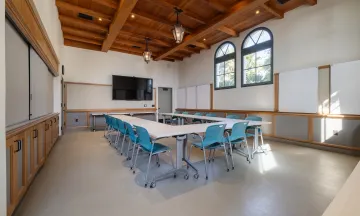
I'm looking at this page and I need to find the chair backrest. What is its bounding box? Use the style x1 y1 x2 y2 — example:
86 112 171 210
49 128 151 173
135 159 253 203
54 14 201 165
228 122 248 142
182 112 189 114
111 117 117 128
226 114 240 119
124 122 137 143
202 124 226 147
206 113 217 117
245 115 262 121
104 115 109 124
194 112 202 116
134 126 152 151
174 111 180 114
115 119 126 133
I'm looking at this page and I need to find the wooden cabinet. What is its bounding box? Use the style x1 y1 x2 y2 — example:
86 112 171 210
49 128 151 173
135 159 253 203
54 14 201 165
6 114 59 216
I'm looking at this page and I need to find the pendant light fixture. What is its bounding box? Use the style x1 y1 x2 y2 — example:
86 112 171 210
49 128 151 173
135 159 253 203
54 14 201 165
172 8 185 44
143 38 152 64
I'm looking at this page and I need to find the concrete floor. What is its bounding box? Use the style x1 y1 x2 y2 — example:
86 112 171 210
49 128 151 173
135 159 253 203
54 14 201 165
14 129 359 216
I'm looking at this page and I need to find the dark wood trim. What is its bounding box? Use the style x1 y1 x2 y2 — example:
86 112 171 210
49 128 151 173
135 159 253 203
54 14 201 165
274 73 279 112
318 65 331 70
65 81 112 87
66 108 156 113
6 0 60 75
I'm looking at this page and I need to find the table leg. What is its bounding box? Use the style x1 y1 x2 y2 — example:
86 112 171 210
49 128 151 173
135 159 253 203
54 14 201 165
251 126 266 158
163 115 165 124
93 115 96 132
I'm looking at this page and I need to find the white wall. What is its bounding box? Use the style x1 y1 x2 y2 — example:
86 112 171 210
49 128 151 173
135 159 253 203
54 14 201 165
62 46 180 110
179 0 360 111
33 0 63 134
0 0 7 214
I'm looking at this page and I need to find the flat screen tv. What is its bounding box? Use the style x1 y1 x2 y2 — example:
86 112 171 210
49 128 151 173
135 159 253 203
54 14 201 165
112 75 153 100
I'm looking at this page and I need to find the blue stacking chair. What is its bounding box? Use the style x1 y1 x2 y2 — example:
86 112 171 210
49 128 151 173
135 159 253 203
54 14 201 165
226 114 240 119
204 113 217 123
225 122 251 166
192 112 203 124
104 115 110 137
182 111 189 114
189 124 228 180
121 121 139 161
132 126 174 188
106 116 117 143
165 111 180 125
113 119 127 154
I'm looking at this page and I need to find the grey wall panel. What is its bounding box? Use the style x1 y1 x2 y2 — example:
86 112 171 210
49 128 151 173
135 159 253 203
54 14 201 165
276 115 308 140
66 112 87 127
313 118 360 148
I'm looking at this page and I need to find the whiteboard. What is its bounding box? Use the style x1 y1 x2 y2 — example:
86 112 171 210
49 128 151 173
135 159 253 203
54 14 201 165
331 60 360 115
186 86 197 109
279 67 318 113
177 88 186 108
67 84 154 109
196 84 210 109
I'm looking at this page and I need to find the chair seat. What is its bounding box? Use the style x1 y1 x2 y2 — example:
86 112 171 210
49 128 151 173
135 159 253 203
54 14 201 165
142 143 170 154
192 141 222 149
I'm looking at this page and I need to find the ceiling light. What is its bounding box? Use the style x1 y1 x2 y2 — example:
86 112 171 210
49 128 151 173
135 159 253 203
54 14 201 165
98 17 102 21
256 10 260 14
131 14 135 19
143 38 152 64
203 38 206 41
172 8 185 44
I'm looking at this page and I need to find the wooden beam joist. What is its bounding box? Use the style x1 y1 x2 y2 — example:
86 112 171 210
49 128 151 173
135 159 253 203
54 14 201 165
62 26 106 40
115 38 165 52
191 41 209 49
59 15 108 33
63 33 102 45
261 3 284 19
305 0 317 6
110 46 178 62
202 0 227 13
155 0 268 60
149 0 206 25
56 0 112 21
92 0 118 9
102 0 139 52
64 39 101 51
126 22 174 40
217 26 238 37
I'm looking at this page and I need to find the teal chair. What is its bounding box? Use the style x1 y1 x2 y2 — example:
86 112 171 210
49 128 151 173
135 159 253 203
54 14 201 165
192 112 203 123
245 116 265 157
225 122 251 166
189 124 229 180
122 121 139 160
132 126 174 188
226 114 240 119
114 119 127 154
166 111 180 125
206 113 217 117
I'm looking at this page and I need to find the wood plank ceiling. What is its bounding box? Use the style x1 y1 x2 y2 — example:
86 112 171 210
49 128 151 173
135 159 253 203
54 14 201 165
56 0 317 62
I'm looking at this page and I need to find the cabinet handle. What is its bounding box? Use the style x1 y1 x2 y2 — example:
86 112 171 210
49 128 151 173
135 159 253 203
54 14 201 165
54 118 57 123
14 140 21 153
50 120 53 126
45 124 49 131
33 129 38 138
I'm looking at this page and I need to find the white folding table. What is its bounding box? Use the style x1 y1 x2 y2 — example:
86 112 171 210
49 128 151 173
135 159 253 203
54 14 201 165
161 113 272 159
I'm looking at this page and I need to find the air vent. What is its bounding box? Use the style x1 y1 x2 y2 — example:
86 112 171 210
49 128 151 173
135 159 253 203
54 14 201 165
187 44 196 48
78 13 93 20
277 0 290 4
132 46 141 49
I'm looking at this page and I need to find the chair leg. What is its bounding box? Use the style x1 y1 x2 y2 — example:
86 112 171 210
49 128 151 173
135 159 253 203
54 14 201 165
130 144 137 169
145 153 153 187
259 130 267 155
155 154 160 167
132 146 141 174
114 132 120 148
120 134 126 155
202 148 209 180
245 139 251 163
208 149 212 162
187 145 193 169
228 142 235 170
212 149 216 161
222 144 230 172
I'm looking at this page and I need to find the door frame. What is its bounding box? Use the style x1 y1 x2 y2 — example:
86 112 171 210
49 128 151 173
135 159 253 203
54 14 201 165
157 87 173 113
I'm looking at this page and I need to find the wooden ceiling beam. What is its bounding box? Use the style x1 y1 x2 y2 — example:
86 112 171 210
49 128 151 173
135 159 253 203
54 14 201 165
155 0 268 60
261 3 284 19
115 38 165 52
59 15 108 33
62 26 106 40
92 0 118 9
149 0 206 25
101 0 138 52
63 33 102 45
305 0 317 6
125 22 174 40
64 39 101 51
202 0 227 13
191 41 209 49
56 0 112 21
217 26 238 37
118 30 173 47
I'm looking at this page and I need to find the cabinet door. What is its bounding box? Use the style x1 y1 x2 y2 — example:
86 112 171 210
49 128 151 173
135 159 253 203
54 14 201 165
33 125 40 172
11 133 26 204
45 121 52 156
37 122 46 166
6 138 16 215
24 129 34 185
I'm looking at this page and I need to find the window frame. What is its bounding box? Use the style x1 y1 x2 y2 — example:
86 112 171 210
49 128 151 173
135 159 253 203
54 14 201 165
214 41 237 90
241 27 274 88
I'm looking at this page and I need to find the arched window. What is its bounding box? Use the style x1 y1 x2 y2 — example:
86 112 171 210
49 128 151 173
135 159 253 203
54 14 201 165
241 27 273 87
214 42 236 90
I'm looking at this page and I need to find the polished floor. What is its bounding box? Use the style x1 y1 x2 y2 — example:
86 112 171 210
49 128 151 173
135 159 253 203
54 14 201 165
15 129 359 216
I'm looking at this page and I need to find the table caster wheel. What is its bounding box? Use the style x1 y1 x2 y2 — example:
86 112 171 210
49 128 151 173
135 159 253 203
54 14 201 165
184 174 189 180
174 173 177 178
150 182 156 188
227 168 229 172
157 163 160 167
193 174 199 179
145 183 148 188
133 170 135 174
205 176 208 180
232 166 235 170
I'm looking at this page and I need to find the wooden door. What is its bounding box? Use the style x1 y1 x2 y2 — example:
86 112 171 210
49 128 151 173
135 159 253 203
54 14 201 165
37 122 46 166
6 138 16 216
11 133 26 206
24 128 34 186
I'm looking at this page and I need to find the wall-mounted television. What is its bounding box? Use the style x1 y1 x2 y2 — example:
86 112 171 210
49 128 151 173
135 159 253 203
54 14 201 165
112 75 153 100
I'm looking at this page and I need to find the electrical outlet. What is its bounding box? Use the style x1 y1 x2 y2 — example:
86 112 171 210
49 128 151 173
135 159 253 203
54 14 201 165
333 130 339 136
144 104 147 107
75 118 79 122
